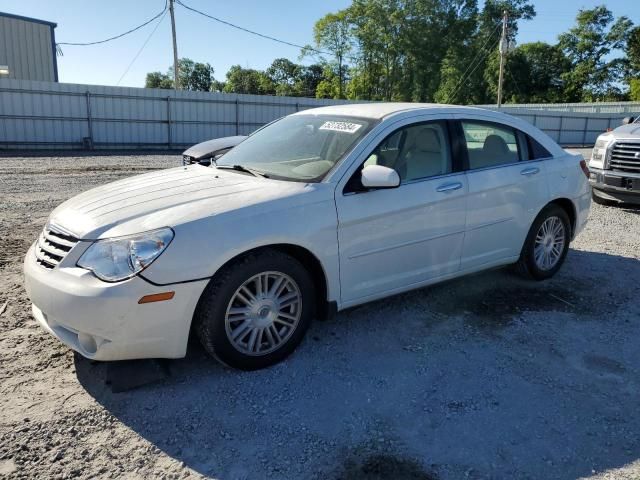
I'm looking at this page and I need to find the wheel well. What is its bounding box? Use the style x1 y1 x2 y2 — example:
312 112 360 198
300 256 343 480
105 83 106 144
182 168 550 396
549 198 576 237
268 244 329 311
203 244 330 318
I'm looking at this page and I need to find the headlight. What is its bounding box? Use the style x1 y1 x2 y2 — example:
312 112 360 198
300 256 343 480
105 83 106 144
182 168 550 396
77 228 174 282
590 136 612 169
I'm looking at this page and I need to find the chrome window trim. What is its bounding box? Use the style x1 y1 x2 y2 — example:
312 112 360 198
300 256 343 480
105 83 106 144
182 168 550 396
463 157 550 174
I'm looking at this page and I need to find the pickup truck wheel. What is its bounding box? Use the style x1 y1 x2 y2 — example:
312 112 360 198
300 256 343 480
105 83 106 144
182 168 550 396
516 204 570 280
194 249 315 370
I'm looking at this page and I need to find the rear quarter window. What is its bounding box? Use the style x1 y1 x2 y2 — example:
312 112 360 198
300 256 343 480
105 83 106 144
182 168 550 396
527 135 552 159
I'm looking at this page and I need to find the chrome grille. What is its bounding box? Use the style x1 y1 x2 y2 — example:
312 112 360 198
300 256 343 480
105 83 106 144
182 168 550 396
610 142 640 173
35 226 79 269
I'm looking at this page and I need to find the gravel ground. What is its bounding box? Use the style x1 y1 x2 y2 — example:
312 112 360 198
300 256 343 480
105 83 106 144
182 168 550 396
0 150 639 480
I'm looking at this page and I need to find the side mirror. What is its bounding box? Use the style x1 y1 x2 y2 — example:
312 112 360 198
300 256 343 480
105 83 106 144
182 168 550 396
622 116 635 125
361 164 400 189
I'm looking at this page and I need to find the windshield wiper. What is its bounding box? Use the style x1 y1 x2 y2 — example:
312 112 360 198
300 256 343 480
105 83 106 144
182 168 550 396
216 164 269 178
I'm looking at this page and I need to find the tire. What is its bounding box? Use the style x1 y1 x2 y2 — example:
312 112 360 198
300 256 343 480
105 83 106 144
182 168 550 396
592 190 616 206
515 204 571 281
194 249 315 370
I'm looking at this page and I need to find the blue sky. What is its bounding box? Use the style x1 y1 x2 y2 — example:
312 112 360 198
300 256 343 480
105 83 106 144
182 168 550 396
1 0 637 88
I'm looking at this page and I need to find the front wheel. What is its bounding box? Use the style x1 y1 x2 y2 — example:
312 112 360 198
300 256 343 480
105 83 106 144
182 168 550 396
516 204 571 280
194 249 315 370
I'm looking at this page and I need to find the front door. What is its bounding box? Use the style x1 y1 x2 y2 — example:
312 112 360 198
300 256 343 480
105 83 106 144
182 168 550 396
335 120 467 305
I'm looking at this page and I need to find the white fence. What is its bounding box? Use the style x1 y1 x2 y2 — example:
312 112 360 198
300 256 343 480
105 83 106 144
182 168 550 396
482 101 640 114
0 79 352 149
1 78 637 150
486 107 628 146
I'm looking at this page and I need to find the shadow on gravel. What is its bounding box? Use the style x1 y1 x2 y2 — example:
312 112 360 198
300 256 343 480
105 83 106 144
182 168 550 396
76 249 640 480
336 454 437 480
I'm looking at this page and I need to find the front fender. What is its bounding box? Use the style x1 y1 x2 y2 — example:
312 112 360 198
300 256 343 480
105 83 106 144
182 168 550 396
140 197 341 302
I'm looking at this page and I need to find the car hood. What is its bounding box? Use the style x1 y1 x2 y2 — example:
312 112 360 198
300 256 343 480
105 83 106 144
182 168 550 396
48 165 315 239
610 123 640 138
183 136 247 159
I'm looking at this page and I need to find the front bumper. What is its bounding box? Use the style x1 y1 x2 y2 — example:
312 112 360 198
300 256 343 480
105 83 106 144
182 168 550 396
23 243 208 361
589 168 640 204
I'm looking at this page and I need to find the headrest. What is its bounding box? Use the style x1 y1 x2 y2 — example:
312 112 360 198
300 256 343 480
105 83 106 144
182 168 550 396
413 128 441 152
483 134 510 155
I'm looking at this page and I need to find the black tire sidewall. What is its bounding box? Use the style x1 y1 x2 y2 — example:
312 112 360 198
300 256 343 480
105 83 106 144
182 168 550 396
522 205 571 280
194 250 315 370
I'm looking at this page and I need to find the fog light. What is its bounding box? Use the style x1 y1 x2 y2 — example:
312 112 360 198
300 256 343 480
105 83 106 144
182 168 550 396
78 332 98 354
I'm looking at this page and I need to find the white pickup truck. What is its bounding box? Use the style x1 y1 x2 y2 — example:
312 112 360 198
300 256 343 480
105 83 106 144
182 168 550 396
589 116 640 205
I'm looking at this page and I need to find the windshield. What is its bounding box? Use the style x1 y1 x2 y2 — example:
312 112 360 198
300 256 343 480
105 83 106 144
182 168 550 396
216 114 374 181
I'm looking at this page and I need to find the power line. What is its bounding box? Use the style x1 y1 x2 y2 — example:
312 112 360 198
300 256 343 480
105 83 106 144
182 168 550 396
57 1 167 46
116 10 168 86
446 22 502 103
175 0 330 56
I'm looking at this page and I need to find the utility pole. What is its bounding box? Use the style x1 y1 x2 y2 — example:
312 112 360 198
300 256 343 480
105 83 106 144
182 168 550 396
169 0 180 90
497 10 508 108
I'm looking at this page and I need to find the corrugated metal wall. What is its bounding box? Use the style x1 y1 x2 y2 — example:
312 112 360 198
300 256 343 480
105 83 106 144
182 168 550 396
481 101 640 114
0 15 56 82
0 78 634 150
0 79 354 149
483 107 626 145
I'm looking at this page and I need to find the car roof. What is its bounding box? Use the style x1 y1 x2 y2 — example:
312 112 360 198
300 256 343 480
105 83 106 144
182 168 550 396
292 102 488 120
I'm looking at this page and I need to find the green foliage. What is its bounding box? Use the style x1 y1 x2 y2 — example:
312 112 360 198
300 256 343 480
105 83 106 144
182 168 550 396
628 27 640 73
145 71 173 89
558 6 633 101
146 58 214 91
630 79 640 101
484 42 571 103
307 11 353 98
223 65 271 95
143 2 636 103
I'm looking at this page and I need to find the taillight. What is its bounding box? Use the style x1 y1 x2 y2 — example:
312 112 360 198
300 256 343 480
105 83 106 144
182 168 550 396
580 159 590 178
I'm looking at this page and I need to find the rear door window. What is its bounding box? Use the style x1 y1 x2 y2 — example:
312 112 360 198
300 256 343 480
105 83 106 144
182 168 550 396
461 121 521 170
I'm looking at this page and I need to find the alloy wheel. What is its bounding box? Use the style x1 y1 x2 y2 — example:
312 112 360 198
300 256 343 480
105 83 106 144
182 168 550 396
224 271 302 356
533 216 565 271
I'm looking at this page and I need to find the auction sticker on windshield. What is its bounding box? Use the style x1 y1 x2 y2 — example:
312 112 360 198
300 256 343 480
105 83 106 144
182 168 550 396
319 121 363 134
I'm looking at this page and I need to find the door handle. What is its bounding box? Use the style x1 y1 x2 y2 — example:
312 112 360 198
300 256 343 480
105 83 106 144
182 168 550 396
520 167 540 176
436 182 463 193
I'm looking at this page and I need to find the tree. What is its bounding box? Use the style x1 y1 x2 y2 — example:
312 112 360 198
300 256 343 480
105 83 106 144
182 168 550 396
310 11 352 98
223 65 273 95
168 58 215 92
484 42 571 103
627 27 640 74
624 26 640 96
559 6 633 101
295 64 324 97
266 58 299 96
145 71 173 89
315 65 341 99
145 58 215 91
630 79 640 101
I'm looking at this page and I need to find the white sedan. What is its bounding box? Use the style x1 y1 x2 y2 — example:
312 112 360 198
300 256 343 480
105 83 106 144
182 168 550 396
24 103 591 370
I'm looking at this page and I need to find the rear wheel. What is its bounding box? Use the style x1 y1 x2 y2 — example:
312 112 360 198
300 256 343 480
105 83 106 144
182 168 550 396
194 249 315 370
516 204 570 280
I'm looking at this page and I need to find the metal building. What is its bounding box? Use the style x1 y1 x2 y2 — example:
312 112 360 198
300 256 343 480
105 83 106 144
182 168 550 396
0 12 58 82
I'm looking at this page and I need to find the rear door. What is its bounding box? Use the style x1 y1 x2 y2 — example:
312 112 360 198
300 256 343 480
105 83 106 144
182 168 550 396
455 117 550 270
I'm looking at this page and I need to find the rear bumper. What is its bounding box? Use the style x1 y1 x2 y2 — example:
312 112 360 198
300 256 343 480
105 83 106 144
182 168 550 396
589 169 640 204
23 243 208 361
